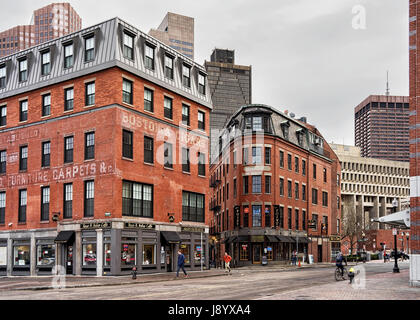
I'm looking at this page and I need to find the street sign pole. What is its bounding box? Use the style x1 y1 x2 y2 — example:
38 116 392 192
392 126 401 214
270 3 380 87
201 232 203 272
392 228 399 273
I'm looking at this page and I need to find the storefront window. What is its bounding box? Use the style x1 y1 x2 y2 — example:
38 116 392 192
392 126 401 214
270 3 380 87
240 244 249 260
121 243 136 266
104 243 111 267
0 246 7 266
180 244 190 264
194 245 204 263
37 244 55 266
13 245 30 266
82 243 97 266
142 244 155 265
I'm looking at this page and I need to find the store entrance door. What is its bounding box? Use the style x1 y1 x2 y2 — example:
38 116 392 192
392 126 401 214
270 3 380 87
253 244 262 264
65 243 74 275
318 245 323 263
166 246 173 272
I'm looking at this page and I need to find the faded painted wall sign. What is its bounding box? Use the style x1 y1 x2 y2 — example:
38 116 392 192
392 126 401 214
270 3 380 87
0 160 114 188
120 111 208 149
0 129 39 145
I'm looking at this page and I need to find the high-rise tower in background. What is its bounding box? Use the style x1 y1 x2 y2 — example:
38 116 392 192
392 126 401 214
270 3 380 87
205 49 252 159
354 95 409 162
148 12 194 60
0 3 81 58
409 0 420 288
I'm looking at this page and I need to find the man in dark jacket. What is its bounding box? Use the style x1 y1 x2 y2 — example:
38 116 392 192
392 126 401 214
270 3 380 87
176 250 188 278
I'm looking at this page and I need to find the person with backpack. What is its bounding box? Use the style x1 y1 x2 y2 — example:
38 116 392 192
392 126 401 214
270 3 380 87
335 251 347 278
223 252 232 273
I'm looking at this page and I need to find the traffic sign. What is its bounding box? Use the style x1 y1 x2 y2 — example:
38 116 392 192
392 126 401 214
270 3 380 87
392 228 397 236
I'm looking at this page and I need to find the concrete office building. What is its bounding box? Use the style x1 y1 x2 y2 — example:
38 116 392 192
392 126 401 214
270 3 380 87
409 0 420 287
148 12 194 60
0 17 212 276
205 49 252 161
0 3 82 58
354 95 409 162
330 144 410 254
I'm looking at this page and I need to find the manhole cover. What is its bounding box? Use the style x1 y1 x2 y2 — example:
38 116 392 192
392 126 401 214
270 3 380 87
295 296 311 300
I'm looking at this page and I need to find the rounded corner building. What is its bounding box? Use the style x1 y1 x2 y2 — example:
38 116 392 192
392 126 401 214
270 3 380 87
209 104 341 267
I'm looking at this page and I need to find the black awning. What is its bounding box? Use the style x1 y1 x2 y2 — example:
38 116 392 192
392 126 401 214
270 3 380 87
237 235 249 242
161 231 182 244
276 235 291 242
54 231 75 243
265 235 279 242
298 237 310 243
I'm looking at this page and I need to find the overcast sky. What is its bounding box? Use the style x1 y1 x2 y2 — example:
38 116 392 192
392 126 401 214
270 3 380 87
0 0 409 145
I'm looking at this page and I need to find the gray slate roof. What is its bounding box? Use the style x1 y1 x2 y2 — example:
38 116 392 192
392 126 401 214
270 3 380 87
0 17 212 109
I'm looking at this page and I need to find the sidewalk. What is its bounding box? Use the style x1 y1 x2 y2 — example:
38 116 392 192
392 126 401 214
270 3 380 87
259 268 420 300
0 269 228 291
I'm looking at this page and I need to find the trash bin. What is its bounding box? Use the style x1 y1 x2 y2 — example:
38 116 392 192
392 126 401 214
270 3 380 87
262 255 268 266
378 252 383 260
366 252 371 261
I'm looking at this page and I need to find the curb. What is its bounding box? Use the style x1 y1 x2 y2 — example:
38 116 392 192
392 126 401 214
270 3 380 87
12 272 229 291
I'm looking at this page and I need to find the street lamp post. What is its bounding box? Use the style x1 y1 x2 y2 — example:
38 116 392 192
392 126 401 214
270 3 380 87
392 198 399 273
406 232 410 254
400 232 404 253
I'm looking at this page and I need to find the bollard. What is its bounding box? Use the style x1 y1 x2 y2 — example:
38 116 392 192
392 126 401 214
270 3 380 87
131 266 137 280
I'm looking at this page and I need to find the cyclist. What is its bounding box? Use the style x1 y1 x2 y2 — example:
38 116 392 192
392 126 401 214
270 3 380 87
335 251 347 278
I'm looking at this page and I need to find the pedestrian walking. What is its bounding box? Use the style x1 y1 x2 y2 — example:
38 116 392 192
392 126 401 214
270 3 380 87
223 252 232 273
176 250 188 278
291 250 297 265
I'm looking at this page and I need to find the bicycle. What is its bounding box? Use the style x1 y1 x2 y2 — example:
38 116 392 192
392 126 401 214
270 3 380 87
335 266 348 281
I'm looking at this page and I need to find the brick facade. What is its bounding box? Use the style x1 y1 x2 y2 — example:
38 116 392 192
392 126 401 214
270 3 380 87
209 105 341 266
0 18 212 276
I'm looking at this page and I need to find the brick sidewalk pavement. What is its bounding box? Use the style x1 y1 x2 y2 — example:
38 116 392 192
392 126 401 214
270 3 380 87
0 269 228 291
260 268 420 300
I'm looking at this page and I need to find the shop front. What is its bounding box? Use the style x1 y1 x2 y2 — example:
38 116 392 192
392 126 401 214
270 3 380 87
36 239 56 275
55 230 75 275
12 239 31 276
0 240 7 276
231 234 297 266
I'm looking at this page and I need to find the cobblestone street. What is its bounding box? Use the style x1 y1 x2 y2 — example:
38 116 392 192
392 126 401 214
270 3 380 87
0 261 417 300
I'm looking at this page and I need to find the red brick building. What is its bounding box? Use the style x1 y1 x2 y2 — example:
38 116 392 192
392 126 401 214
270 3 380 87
0 18 212 276
209 105 341 266
409 0 420 287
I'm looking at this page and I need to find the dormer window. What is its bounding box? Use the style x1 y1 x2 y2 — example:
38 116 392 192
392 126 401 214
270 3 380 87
280 121 290 139
41 50 51 76
296 128 304 145
123 32 134 60
144 43 155 70
64 42 74 68
0 65 6 88
19 58 28 82
164 54 174 79
244 115 271 133
198 73 206 95
182 64 191 87
84 35 95 61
